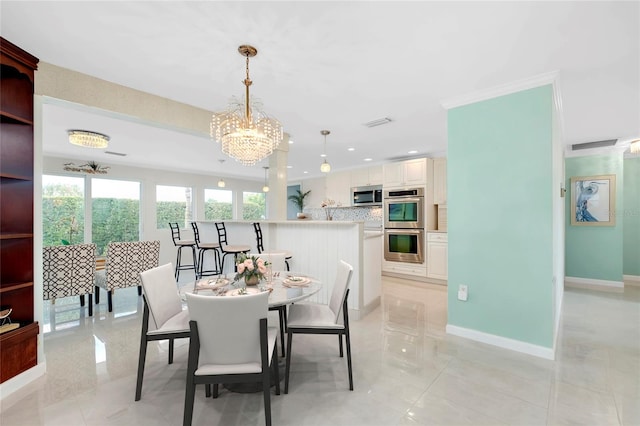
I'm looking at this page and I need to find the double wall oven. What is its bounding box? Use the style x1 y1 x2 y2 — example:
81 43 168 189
384 188 425 264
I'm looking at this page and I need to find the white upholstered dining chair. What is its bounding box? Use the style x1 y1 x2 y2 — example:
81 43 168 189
135 263 190 401
183 291 279 426
284 259 354 394
250 252 287 356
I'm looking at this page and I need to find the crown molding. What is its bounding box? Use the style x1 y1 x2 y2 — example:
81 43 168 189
441 71 560 110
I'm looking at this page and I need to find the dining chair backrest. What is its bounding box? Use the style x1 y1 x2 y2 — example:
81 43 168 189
43 243 97 300
328 260 354 323
140 263 183 332
186 291 269 367
249 252 286 272
103 240 161 291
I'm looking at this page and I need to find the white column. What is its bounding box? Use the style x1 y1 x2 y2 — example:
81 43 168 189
268 133 289 220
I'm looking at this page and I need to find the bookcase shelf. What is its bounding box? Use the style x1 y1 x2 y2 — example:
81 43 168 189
0 36 39 384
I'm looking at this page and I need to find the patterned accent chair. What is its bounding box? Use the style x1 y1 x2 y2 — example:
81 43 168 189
43 243 97 316
95 240 160 312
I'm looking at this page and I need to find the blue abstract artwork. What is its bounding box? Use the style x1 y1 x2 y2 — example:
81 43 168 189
571 175 615 226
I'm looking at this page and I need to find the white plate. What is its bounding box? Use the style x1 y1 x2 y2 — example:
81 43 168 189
226 287 263 296
283 277 311 287
196 278 230 291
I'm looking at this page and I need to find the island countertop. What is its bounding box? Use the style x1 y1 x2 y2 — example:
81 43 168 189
195 220 381 319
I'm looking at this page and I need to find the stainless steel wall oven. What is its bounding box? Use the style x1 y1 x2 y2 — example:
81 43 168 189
384 188 425 263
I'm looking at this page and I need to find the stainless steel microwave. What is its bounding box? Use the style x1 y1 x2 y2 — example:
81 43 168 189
351 185 383 207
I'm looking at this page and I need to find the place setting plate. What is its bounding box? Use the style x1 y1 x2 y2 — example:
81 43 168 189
282 275 311 287
195 277 230 291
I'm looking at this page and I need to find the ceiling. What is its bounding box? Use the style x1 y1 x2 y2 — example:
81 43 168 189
1 1 638 182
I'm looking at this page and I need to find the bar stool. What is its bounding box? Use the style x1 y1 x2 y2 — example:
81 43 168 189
191 222 222 279
253 222 293 271
215 222 251 273
169 223 198 281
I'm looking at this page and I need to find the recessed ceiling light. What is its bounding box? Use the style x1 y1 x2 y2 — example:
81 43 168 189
408 150 418 154
347 147 355 152
287 165 293 169
363 158 372 162
303 171 308 174
320 154 326 158
289 139 294 144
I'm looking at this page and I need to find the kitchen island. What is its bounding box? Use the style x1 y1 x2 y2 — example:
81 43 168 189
196 220 381 320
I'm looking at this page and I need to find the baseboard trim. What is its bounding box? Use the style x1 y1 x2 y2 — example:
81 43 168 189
624 275 640 286
0 362 46 402
565 276 624 290
446 324 554 360
360 297 381 318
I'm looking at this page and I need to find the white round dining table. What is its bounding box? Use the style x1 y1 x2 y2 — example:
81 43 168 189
180 271 322 308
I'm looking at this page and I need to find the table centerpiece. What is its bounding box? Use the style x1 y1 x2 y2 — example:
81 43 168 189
235 253 269 286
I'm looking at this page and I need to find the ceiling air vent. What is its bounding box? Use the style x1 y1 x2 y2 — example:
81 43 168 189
364 117 392 128
571 139 617 151
104 151 127 157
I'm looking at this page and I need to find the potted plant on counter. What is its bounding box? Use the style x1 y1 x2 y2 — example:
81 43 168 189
288 189 311 219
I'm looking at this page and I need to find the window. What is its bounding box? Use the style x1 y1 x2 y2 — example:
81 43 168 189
242 191 266 220
92 178 141 255
156 185 193 229
42 175 85 246
204 188 233 220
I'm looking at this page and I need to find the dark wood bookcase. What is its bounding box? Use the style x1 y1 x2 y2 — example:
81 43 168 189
0 37 39 384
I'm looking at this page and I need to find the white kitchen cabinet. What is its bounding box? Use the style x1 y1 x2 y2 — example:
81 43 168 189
426 232 447 280
383 158 428 187
351 165 383 188
382 259 427 278
325 170 351 206
433 158 447 205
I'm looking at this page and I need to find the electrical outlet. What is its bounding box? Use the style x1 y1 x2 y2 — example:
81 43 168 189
458 284 468 301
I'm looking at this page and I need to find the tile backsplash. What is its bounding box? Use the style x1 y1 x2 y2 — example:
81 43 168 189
304 206 382 223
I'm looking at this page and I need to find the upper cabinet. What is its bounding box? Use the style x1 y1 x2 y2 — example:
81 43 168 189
383 158 427 187
351 165 382 188
433 158 447 205
325 170 351 206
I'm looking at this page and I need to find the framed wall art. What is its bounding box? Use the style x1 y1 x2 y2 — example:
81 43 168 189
570 174 616 226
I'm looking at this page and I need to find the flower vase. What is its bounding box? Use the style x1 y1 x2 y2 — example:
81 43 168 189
245 275 260 286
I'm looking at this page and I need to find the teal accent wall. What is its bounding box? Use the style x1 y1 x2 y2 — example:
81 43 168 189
448 85 554 348
565 154 624 281
623 157 640 276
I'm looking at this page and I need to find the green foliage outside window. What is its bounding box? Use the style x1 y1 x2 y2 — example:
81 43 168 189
156 201 190 229
43 196 140 256
205 200 233 221
243 192 266 220
92 198 140 255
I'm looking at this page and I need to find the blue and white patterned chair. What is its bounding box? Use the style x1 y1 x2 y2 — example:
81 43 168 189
95 240 160 312
43 243 97 316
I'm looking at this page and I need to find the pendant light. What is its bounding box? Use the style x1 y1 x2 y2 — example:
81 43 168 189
210 45 283 166
217 159 226 188
262 166 270 192
320 130 331 173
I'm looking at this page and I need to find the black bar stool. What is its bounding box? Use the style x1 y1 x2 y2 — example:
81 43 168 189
191 222 222 279
253 222 293 271
215 222 251 273
169 223 198 280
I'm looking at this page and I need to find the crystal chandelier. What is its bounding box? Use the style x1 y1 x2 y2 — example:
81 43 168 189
320 130 331 173
210 45 283 166
68 130 109 149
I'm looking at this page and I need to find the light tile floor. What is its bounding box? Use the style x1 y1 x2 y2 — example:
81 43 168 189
1 276 638 425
